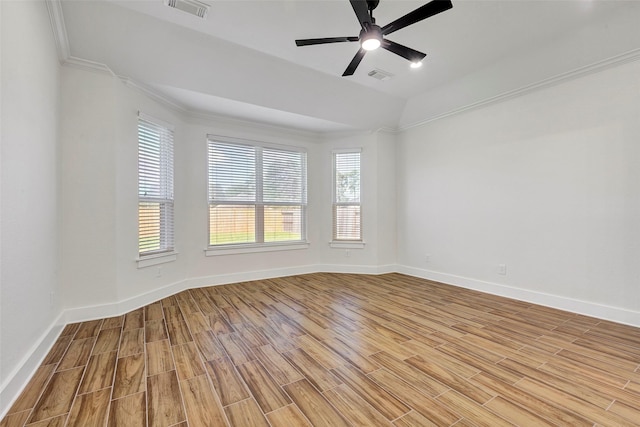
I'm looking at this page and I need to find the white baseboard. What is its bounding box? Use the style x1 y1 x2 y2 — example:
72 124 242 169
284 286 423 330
316 263 397 275
0 313 65 418
184 264 319 289
63 263 400 324
397 265 640 328
62 282 185 324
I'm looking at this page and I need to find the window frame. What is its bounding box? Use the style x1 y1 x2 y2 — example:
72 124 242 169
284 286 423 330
206 135 308 255
331 148 363 247
137 112 176 265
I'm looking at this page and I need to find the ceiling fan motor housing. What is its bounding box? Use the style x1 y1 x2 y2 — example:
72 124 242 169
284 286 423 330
360 24 383 49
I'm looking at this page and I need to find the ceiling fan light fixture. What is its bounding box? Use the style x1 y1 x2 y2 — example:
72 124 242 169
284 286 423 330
360 25 383 51
410 61 423 68
362 37 381 50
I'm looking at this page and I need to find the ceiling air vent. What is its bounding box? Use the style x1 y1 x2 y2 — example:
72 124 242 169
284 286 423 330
367 69 394 81
164 0 210 19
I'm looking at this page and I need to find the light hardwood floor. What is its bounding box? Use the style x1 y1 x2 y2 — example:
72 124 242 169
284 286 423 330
2 273 640 426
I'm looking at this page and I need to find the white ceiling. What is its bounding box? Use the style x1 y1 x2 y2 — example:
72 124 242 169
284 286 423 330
59 0 640 132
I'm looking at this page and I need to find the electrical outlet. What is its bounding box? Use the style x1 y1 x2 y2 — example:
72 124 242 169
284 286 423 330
498 264 507 275
155 266 162 278
425 254 431 263
345 249 351 258
49 291 55 307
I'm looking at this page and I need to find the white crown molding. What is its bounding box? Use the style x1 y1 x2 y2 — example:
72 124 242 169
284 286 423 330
64 56 115 77
375 126 400 135
400 47 640 132
46 0 115 77
318 128 381 142
120 77 189 115
45 0 69 63
185 107 325 142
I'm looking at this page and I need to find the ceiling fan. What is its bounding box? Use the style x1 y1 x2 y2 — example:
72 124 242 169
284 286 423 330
295 0 453 76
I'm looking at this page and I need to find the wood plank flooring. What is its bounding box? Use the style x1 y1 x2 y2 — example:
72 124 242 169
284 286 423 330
2 273 640 426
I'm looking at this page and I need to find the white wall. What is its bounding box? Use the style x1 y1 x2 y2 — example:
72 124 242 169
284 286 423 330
113 81 188 305
59 69 191 313
60 68 374 319
58 65 399 322
397 59 640 323
315 132 397 271
375 131 398 267
182 116 322 282
59 68 120 309
0 0 62 405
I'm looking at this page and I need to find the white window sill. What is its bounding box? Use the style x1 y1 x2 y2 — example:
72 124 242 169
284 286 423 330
330 241 365 249
137 251 178 268
205 241 310 256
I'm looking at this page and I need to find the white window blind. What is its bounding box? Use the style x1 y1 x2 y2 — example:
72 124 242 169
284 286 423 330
333 150 361 241
208 138 307 247
138 114 174 256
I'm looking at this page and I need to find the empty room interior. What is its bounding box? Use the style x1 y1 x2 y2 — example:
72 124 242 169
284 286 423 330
2 0 640 425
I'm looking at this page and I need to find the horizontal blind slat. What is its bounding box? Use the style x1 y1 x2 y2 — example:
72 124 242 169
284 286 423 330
208 139 307 246
138 116 174 255
262 148 307 204
333 151 361 241
208 141 256 202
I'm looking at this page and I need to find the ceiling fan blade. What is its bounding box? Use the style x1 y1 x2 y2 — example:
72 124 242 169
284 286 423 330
349 0 372 30
342 48 366 76
381 39 426 62
296 37 359 47
381 0 452 36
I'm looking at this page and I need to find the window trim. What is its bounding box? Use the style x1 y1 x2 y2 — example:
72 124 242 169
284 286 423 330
329 241 365 249
137 112 176 261
136 251 178 268
332 148 363 244
206 135 308 251
205 242 309 256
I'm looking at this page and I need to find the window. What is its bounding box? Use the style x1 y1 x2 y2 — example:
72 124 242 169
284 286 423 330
333 150 361 241
138 113 174 256
208 137 307 248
